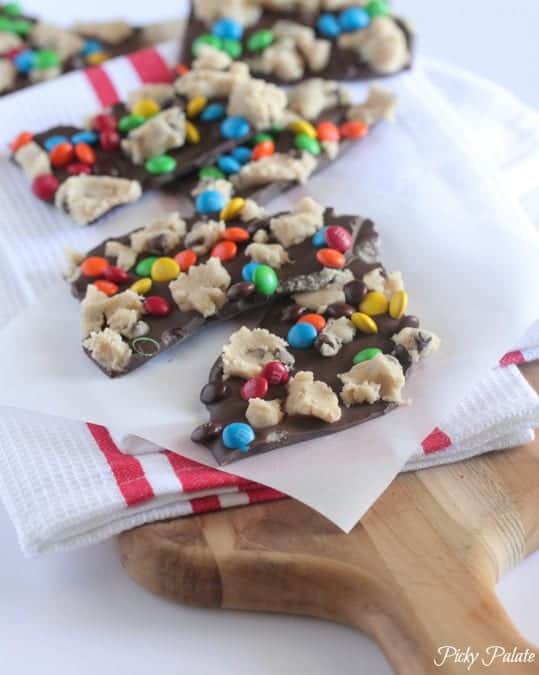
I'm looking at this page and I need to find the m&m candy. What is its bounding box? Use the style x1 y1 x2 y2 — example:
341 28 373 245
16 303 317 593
200 102 226 122
31 174 58 201
242 261 261 282
287 322 317 349
240 375 269 401
220 116 250 140
217 155 241 175
175 249 197 271
44 135 68 152
298 313 326 332
212 17 243 41
143 295 172 317
253 264 278 296
352 347 382 365
339 7 370 32
261 361 289 385
222 422 255 451
211 240 237 262
325 225 352 252
196 190 226 214
81 256 109 277
312 228 327 247
317 13 341 38
316 248 345 268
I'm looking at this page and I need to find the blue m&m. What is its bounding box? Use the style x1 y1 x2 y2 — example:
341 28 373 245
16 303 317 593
217 155 241 175
222 422 255 451
195 190 226 214
82 39 104 56
221 116 250 140
317 13 341 38
14 49 35 73
231 146 252 164
44 135 68 152
200 102 226 122
339 7 370 32
241 261 261 282
287 322 318 349
312 227 328 247
71 130 98 145
212 17 243 41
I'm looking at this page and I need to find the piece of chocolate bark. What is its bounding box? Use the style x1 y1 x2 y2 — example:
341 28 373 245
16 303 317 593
178 81 397 211
0 3 181 96
191 216 440 464
10 63 395 225
71 197 370 377
179 0 413 84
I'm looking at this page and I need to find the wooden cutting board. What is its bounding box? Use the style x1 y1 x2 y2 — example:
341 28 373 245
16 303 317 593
119 363 539 674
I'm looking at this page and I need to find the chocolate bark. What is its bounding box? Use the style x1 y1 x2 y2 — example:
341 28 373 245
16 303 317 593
74 205 366 377
180 4 414 84
0 5 176 96
192 218 433 465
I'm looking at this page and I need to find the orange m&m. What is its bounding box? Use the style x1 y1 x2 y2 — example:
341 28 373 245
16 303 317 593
50 141 74 168
316 121 340 142
174 249 197 271
340 121 368 140
75 142 96 165
81 256 109 277
94 280 119 296
298 313 326 332
10 131 33 153
222 227 250 242
211 240 237 262
251 140 275 161
316 248 345 269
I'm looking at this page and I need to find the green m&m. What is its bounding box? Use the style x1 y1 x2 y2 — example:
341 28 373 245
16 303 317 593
247 29 274 52
352 347 382 365
221 38 242 59
34 49 60 69
199 165 225 180
118 114 146 133
366 0 389 17
192 34 222 56
3 3 22 16
253 264 278 296
136 256 159 277
294 133 321 156
145 154 177 175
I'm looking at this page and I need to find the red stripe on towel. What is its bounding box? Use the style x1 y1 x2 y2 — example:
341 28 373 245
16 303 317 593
499 350 525 367
84 66 119 107
128 48 174 83
164 450 253 492
421 427 452 454
87 424 154 506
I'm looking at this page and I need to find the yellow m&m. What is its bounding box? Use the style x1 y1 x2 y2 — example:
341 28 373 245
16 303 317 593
389 290 408 319
151 257 180 282
351 312 378 334
359 291 389 316
131 98 160 118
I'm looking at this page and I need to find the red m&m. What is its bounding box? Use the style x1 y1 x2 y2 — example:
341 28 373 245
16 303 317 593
92 113 117 132
240 375 269 400
340 121 368 140
325 225 352 253
144 295 172 317
50 142 74 168
261 361 289 385
103 266 132 284
100 129 121 151
31 174 59 201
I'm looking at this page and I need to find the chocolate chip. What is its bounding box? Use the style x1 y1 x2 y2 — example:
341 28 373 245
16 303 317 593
200 381 229 404
191 422 224 443
398 315 420 331
326 302 354 319
391 345 412 370
227 281 255 302
281 303 306 322
344 280 367 306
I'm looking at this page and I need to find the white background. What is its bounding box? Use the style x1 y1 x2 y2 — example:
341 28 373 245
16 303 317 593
1 2 539 674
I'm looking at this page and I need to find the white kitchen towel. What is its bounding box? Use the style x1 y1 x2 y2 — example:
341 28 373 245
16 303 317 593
0 47 538 553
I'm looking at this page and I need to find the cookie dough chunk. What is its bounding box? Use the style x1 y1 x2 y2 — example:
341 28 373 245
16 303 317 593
121 108 186 164
270 196 324 248
227 77 288 130
83 328 132 374
245 242 290 268
285 370 341 423
222 327 295 379
293 269 354 312
104 241 137 270
73 21 133 45
55 176 142 225
338 17 410 76
175 62 249 100
338 354 405 405
169 257 231 317
317 317 356 357
130 213 187 256
232 152 317 191
246 398 284 429
13 141 51 180
392 328 440 363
